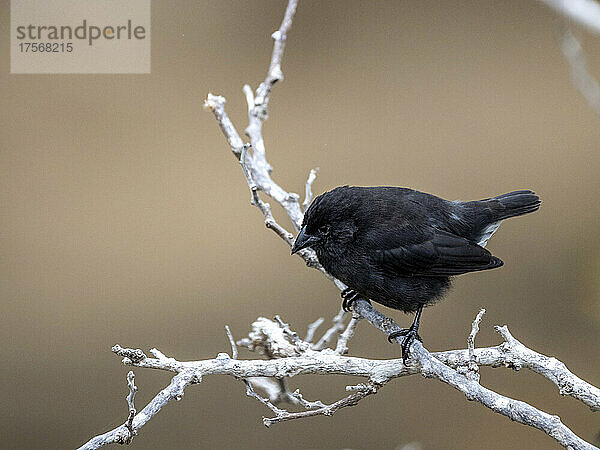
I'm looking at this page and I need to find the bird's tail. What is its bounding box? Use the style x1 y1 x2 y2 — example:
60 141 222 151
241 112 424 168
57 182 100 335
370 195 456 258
487 190 541 221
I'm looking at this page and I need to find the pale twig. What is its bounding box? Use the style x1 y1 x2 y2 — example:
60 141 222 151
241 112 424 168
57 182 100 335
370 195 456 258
245 375 363 428
245 378 284 403
252 0 299 116
237 316 309 404
305 317 324 343
303 168 318 210
461 308 485 382
289 388 326 409
245 377 322 408
123 371 137 444
241 143 296 246
274 315 301 344
312 307 347 351
559 29 600 116
539 0 600 34
335 313 362 355
352 298 597 450
263 383 378 427
79 371 196 450
230 324 297 417
203 94 245 156
493 325 600 412
228 326 291 407
111 344 146 364
225 325 238 360
206 86 341 280
468 309 486 359
244 379 287 415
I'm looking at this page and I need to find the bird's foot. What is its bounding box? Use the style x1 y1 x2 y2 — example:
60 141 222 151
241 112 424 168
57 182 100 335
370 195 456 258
388 326 423 363
340 289 368 311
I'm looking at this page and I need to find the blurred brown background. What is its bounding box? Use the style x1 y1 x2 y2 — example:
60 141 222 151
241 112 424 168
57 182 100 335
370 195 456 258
2 1 600 448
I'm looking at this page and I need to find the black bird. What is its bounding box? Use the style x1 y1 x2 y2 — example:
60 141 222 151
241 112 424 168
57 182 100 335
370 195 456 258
291 186 540 360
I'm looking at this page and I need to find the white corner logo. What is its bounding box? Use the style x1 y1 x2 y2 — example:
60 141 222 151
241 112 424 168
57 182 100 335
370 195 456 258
11 0 151 74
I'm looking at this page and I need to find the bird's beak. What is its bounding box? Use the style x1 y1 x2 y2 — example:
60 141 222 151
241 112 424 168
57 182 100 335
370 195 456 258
291 227 320 254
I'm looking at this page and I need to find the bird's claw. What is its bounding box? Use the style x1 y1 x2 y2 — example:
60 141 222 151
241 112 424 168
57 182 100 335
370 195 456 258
388 327 423 363
340 288 354 297
340 288 365 311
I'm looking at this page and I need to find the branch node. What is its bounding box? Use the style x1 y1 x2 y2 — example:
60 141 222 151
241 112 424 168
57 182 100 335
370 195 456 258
149 348 168 360
123 371 137 444
203 93 225 110
466 308 485 382
286 192 300 202
112 345 147 363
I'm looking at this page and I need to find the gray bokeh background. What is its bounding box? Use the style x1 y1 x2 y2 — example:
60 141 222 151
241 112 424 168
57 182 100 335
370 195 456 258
2 1 599 448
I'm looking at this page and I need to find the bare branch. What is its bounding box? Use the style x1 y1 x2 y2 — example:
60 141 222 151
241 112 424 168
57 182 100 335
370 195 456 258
203 94 245 156
205 89 342 283
82 314 600 449
304 317 324 343
123 371 137 444
112 317 600 417
253 0 299 115
245 378 284 402
493 325 600 412
288 388 326 410
559 29 600 116
79 371 196 450
540 0 600 34
229 323 297 407
112 344 146 363
462 308 485 381
312 307 347 351
352 299 598 450
244 379 287 418
225 325 238 360
335 313 362 355
468 309 485 357
303 168 318 210
274 315 302 344
263 383 378 427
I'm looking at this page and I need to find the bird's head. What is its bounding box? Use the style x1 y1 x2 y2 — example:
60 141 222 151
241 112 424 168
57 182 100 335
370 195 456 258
291 186 358 255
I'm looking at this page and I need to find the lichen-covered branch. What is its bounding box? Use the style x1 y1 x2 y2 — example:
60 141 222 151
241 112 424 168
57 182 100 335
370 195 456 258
79 370 196 450
352 299 598 450
464 308 485 381
262 383 378 427
492 325 600 411
81 312 598 449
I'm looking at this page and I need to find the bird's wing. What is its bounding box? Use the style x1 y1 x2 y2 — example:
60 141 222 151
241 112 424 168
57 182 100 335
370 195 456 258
375 229 503 276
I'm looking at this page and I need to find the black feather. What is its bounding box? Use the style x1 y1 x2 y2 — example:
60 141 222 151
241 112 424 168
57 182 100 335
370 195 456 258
296 186 539 313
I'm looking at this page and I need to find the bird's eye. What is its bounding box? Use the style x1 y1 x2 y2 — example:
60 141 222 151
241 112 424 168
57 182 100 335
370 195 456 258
319 224 331 235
